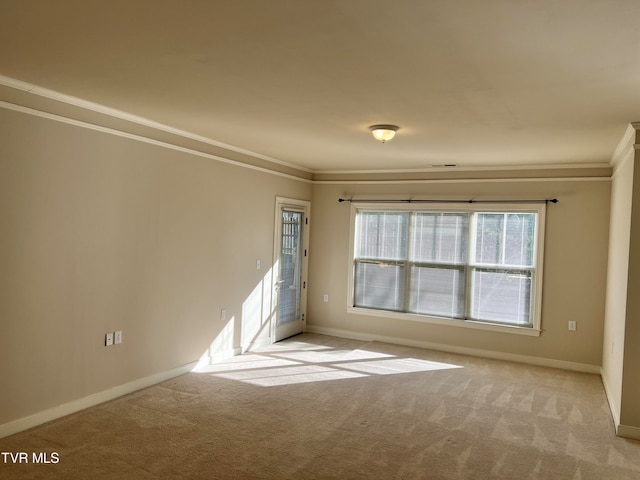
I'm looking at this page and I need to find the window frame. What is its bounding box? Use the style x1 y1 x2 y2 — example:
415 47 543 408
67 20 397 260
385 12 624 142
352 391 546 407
347 202 546 337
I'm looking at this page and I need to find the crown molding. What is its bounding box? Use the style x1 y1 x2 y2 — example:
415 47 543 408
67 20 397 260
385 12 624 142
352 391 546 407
311 162 612 184
314 162 612 175
312 176 611 185
0 100 313 184
610 123 640 178
0 74 627 182
0 74 313 175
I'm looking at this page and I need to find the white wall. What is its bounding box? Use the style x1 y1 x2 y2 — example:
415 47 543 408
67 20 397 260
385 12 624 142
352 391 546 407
308 177 610 368
602 129 634 429
620 145 640 434
0 105 311 432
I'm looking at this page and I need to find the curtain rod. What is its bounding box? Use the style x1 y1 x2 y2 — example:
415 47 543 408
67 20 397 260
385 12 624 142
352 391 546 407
338 198 558 204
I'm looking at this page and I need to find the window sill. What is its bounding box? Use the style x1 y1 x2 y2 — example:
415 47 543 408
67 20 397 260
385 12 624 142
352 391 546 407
347 307 541 337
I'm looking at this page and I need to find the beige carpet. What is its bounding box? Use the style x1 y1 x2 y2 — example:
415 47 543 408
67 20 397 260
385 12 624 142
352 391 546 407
2 333 640 479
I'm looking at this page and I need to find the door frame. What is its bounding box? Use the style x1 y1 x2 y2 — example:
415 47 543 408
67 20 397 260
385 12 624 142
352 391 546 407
272 196 310 343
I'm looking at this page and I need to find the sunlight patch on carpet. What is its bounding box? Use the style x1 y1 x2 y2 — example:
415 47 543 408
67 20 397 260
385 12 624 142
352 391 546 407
211 364 367 386
338 358 463 375
193 354 300 373
271 348 394 364
204 351 463 387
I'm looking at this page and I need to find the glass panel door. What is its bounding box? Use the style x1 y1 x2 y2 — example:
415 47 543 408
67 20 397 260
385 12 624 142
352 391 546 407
274 200 308 342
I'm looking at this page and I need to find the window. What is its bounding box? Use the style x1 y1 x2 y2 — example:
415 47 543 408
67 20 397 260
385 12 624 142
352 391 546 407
349 203 545 335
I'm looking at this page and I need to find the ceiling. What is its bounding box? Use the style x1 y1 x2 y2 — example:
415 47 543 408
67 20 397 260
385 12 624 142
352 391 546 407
1 0 640 173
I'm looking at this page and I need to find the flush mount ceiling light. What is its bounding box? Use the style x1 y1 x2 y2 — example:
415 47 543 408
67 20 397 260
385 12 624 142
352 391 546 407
369 124 399 143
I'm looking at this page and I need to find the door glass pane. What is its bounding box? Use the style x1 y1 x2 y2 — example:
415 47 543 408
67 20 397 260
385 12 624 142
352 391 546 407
278 211 302 325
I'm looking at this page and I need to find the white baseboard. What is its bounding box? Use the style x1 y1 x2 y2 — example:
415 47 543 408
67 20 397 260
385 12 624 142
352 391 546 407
0 361 197 439
194 336 273 367
192 337 273 372
243 336 272 353
617 424 640 441
599 368 621 433
600 369 640 440
305 325 601 374
199 347 243 365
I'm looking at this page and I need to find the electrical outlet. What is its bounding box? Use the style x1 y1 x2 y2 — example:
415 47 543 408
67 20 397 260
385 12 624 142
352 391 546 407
114 330 122 344
105 332 114 346
568 321 577 331
323 294 329 303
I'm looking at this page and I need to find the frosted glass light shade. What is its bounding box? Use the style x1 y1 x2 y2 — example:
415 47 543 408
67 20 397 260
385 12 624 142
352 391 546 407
369 124 399 143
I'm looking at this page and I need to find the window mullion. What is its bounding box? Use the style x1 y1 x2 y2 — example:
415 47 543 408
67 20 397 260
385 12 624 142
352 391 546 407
465 213 476 320
501 213 507 265
403 211 414 313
